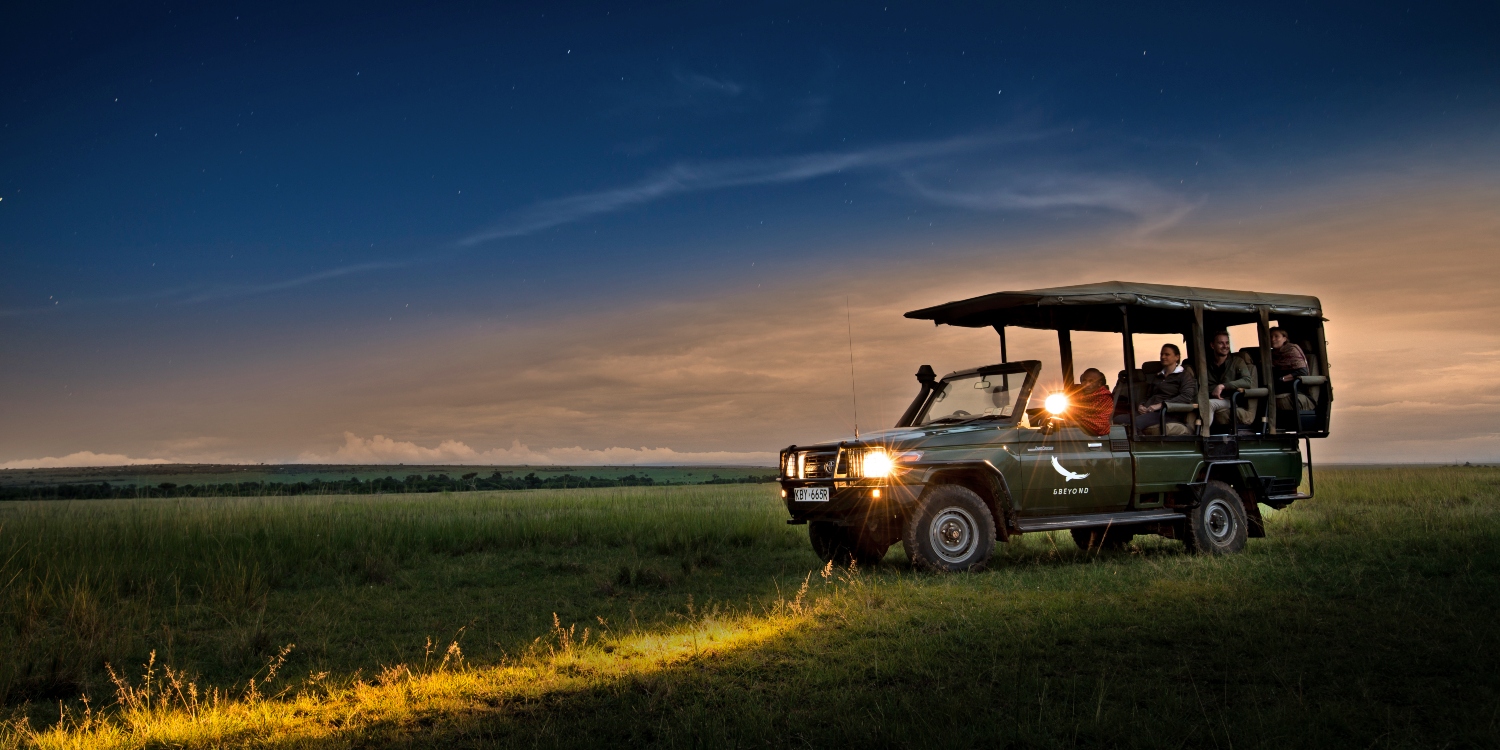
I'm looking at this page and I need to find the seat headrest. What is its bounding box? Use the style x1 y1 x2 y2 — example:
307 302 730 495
1304 347 1321 376
1141 361 1163 375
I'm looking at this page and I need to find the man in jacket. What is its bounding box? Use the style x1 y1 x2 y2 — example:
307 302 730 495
1206 331 1256 426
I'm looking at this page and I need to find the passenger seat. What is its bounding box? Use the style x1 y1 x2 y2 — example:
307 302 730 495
1135 361 1198 436
1233 348 1267 434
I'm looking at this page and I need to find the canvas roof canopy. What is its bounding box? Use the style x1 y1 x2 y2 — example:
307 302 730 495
904 281 1324 334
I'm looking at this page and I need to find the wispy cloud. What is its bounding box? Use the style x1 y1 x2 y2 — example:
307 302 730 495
782 95 828 132
0 451 176 469
459 135 995 245
299 432 775 466
459 129 1202 247
178 261 409 304
673 71 744 96
2 261 408 317
901 171 1197 235
0 285 192 318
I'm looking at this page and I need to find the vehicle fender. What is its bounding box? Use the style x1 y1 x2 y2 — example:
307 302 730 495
1180 460 1267 538
905 459 1016 540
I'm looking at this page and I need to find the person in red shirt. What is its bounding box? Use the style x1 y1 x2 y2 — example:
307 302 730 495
1069 368 1116 437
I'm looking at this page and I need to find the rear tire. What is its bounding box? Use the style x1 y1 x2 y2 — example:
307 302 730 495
1071 526 1135 552
809 521 890 567
903 485 996 572
1183 481 1248 554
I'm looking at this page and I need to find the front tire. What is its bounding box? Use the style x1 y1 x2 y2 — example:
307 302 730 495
1183 481 1249 554
809 521 890 567
903 485 996 572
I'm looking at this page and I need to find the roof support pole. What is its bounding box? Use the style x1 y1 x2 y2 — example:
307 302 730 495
1057 328 1075 387
1121 306 1137 437
1314 320 1332 433
1257 305 1277 434
993 324 1008 363
1191 302 1211 437
1314 319 1331 379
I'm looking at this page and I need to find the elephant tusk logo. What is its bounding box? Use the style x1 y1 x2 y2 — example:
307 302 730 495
1051 456 1090 482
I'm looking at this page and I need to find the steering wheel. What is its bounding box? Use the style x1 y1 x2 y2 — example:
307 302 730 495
949 410 971 417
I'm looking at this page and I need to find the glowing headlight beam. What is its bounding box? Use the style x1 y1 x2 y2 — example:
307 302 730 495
1044 393 1069 415
861 450 895 478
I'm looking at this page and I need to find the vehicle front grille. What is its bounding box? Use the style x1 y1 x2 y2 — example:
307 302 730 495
800 450 840 479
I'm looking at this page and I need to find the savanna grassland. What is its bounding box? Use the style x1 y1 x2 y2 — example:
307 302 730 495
2 466 1498 748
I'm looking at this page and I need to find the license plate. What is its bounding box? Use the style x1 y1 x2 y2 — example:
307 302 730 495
795 487 830 503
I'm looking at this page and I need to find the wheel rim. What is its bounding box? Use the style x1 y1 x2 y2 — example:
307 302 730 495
1203 499 1236 544
929 507 978 564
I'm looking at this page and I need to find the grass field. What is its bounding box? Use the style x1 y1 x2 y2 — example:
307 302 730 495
2 466 1498 748
0 464 775 490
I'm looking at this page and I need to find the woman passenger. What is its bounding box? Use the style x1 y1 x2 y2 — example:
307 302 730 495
1115 343 1198 434
1270 326 1312 411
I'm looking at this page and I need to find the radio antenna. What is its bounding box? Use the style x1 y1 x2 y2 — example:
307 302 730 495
846 295 860 438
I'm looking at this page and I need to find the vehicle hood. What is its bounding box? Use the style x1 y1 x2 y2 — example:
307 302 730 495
801 422 1016 452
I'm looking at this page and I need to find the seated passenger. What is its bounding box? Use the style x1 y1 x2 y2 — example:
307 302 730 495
1206 331 1255 426
1270 327 1315 411
1114 343 1198 433
1069 368 1114 437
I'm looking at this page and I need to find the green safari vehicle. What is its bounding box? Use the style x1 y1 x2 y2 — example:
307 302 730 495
778 282 1332 571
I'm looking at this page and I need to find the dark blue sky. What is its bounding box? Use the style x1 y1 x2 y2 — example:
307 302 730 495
3 1 1498 465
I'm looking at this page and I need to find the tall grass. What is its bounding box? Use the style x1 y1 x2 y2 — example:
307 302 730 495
2 467 1498 748
0 485 793 708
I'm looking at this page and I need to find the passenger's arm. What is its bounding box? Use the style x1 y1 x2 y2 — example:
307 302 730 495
1227 360 1256 391
1167 374 1198 404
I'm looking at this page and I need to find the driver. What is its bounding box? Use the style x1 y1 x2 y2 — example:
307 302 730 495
1070 368 1114 436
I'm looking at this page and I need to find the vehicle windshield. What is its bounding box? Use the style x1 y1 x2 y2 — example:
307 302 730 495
917 371 1032 427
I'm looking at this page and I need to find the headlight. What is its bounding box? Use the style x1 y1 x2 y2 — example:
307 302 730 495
1044 393 1069 415
861 450 895 478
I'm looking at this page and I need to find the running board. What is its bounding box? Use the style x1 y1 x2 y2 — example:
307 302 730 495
1264 492 1311 509
1016 509 1185 533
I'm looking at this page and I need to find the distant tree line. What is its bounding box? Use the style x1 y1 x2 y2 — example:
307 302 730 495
0 471 779 501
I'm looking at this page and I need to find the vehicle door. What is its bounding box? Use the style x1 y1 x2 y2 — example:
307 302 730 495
1012 423 1133 516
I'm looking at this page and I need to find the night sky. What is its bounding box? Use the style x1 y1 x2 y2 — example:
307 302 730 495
4 2 1498 467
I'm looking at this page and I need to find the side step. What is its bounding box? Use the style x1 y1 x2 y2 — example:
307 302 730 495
1264 492 1311 509
1016 509 1185 533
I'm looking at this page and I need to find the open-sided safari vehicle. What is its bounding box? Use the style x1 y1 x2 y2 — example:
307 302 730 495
778 282 1332 571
